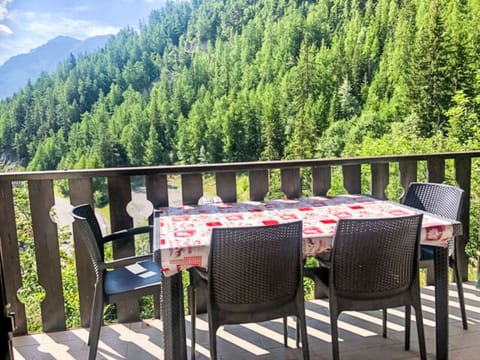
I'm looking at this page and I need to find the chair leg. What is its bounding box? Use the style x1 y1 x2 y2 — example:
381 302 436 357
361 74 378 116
453 259 468 330
283 316 288 347
299 315 310 360
209 326 218 360
296 316 300 348
404 305 411 351
189 285 196 360
208 310 218 360
88 286 104 360
413 304 426 360
382 308 387 338
330 307 340 360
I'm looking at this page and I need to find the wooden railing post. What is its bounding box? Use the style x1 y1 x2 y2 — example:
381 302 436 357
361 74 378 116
312 166 331 196
0 181 27 335
108 176 135 257
107 175 137 323
69 178 96 328
281 168 301 199
146 174 169 319
28 179 66 332
427 158 445 183
216 172 237 202
249 170 269 201
181 174 203 205
371 163 389 199
342 165 361 194
399 160 417 201
455 157 471 281
146 174 169 208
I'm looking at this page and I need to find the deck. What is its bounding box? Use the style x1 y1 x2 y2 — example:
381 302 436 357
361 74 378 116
12 282 480 360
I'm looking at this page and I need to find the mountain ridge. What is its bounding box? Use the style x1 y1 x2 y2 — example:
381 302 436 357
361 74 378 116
0 34 112 100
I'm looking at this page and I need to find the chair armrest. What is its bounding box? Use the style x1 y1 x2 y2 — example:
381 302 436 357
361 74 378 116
98 254 153 270
315 252 332 269
102 225 152 244
188 267 208 288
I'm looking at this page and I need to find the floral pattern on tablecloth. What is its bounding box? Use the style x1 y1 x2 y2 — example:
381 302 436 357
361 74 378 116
155 194 455 276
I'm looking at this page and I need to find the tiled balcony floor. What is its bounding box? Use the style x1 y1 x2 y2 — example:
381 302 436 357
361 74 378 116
12 282 480 359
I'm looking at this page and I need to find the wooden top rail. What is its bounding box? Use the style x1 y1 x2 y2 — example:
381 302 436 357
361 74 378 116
1 150 479 181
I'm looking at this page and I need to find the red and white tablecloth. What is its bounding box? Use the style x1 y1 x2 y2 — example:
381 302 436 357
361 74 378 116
154 194 455 276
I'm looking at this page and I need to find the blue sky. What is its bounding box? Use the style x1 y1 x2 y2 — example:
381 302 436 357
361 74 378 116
0 0 165 65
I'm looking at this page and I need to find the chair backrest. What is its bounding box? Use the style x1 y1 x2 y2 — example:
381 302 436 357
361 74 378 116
71 204 105 277
403 182 463 220
331 214 423 299
208 221 303 312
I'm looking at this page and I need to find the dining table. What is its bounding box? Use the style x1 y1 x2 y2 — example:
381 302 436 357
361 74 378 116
153 194 462 360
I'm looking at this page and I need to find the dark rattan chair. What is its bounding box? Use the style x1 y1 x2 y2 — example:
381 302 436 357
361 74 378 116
329 215 426 360
189 221 309 360
71 204 161 360
398 182 467 332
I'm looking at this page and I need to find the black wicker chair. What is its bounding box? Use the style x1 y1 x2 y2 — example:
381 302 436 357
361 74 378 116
397 182 468 333
189 221 309 360
328 215 426 360
71 204 161 360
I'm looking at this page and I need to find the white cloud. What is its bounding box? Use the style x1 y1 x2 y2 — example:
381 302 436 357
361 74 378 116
0 0 12 20
0 23 12 34
0 0 13 39
72 5 90 13
12 10 119 40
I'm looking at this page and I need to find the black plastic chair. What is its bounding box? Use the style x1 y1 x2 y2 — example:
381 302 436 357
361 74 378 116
71 204 161 360
328 215 426 360
400 182 467 332
189 221 309 360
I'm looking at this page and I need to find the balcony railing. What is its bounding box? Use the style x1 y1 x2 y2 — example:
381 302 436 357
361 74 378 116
1 151 479 337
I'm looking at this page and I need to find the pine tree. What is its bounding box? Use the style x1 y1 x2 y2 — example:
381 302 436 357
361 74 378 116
144 122 165 165
259 83 284 160
443 0 476 96
408 0 454 136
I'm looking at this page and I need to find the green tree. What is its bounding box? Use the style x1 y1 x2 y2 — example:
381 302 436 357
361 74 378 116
259 83 284 160
443 0 476 96
144 121 166 165
27 130 67 171
447 90 480 146
408 0 453 135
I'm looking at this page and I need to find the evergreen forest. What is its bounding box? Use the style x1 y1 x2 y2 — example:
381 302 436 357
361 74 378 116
2 0 480 332
0 0 478 172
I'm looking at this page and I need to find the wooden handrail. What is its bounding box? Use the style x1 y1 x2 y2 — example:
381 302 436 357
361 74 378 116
0 150 478 181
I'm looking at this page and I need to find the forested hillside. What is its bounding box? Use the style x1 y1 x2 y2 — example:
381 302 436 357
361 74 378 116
0 0 478 172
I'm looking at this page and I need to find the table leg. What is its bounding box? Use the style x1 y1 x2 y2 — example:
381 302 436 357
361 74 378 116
434 246 449 360
162 272 187 360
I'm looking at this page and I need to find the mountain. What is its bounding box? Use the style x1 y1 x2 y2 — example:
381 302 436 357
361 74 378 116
0 35 112 100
